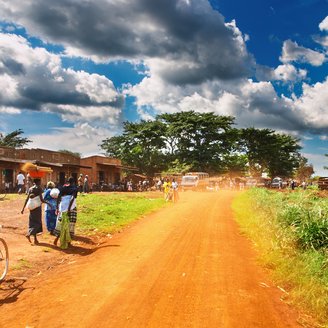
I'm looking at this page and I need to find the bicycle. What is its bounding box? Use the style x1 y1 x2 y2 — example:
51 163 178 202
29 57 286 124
0 188 6 200
0 226 9 282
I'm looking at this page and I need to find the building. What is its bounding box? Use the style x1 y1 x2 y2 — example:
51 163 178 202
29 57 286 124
80 155 124 187
0 147 132 191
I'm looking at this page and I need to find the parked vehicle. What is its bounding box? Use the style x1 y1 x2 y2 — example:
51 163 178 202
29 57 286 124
181 175 199 191
270 177 287 188
318 177 328 190
181 172 209 191
245 178 257 188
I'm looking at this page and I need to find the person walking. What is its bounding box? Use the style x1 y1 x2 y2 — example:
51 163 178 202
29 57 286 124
77 173 83 193
172 179 179 203
16 171 25 194
21 178 52 245
43 181 59 234
53 177 78 249
291 180 296 190
163 178 172 202
83 175 89 193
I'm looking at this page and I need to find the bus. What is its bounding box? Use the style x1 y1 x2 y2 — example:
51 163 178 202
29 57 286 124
181 172 209 191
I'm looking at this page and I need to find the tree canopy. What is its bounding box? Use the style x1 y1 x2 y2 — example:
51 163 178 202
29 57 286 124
0 129 31 148
58 149 81 158
240 128 302 178
100 111 304 178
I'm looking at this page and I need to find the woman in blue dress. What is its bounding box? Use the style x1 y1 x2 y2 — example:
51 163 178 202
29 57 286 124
43 181 59 234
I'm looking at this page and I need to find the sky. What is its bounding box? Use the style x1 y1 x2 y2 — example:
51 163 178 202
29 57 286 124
0 0 327 175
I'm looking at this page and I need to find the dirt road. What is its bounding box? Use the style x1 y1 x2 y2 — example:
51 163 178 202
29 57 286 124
0 191 301 327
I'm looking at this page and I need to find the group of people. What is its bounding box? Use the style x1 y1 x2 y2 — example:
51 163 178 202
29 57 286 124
21 176 78 249
78 173 90 193
162 178 179 202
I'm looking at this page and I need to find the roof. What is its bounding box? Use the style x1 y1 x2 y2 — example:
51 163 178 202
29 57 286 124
97 162 117 167
33 160 63 167
62 163 92 169
134 173 147 179
0 157 29 164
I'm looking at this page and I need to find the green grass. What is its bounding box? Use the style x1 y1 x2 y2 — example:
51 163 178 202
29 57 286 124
233 188 328 327
0 193 21 201
76 192 166 234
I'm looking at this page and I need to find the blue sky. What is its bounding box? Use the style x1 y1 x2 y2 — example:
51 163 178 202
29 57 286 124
0 0 327 175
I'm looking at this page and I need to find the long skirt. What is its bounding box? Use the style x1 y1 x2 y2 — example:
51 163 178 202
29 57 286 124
53 208 77 238
28 206 43 236
45 210 57 233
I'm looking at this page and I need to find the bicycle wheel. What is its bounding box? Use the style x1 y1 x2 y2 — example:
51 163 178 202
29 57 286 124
0 238 9 282
0 190 6 200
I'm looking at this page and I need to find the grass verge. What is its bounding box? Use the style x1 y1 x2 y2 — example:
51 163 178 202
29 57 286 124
77 192 166 234
232 188 328 327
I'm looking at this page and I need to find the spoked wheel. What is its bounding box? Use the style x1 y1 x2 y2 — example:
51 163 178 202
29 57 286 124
0 238 9 282
0 190 6 200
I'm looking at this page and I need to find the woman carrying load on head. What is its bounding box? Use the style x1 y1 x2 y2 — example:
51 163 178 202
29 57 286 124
53 177 78 249
43 181 59 234
21 178 52 245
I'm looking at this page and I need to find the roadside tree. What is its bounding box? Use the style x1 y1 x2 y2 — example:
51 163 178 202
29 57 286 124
0 129 31 148
158 111 238 174
294 157 314 181
101 120 167 176
240 128 302 178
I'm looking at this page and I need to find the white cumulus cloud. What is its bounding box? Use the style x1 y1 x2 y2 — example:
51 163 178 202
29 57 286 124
280 40 326 66
319 16 328 31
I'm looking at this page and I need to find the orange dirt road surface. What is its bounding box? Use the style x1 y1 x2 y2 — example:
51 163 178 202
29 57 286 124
0 191 301 328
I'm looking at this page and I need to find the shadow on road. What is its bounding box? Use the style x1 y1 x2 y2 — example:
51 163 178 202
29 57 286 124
35 241 120 256
0 278 32 305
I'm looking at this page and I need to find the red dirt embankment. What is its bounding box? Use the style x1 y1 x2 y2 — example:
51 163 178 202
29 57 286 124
0 191 302 327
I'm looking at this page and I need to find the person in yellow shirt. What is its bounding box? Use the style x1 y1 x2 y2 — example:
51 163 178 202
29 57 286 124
163 178 172 202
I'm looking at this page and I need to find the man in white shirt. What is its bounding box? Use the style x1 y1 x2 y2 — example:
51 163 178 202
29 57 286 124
16 171 25 194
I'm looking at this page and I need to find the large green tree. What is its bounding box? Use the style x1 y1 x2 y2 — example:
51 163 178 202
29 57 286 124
101 113 303 178
101 120 167 176
240 128 302 178
101 111 238 176
158 111 238 174
0 129 31 148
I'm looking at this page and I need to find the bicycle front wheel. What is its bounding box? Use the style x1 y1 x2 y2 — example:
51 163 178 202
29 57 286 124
0 238 9 282
0 190 6 200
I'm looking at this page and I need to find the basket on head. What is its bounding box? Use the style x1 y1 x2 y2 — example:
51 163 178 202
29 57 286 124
29 170 46 178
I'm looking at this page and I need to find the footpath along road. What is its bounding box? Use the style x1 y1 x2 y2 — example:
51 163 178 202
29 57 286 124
0 191 301 328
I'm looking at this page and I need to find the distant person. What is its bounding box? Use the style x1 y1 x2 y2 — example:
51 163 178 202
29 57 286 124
156 179 162 192
279 180 282 189
53 177 78 249
16 171 25 194
21 178 52 245
163 179 172 202
43 181 59 234
172 179 179 202
77 173 83 193
127 180 133 192
83 175 89 193
291 180 296 190
4 180 11 193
